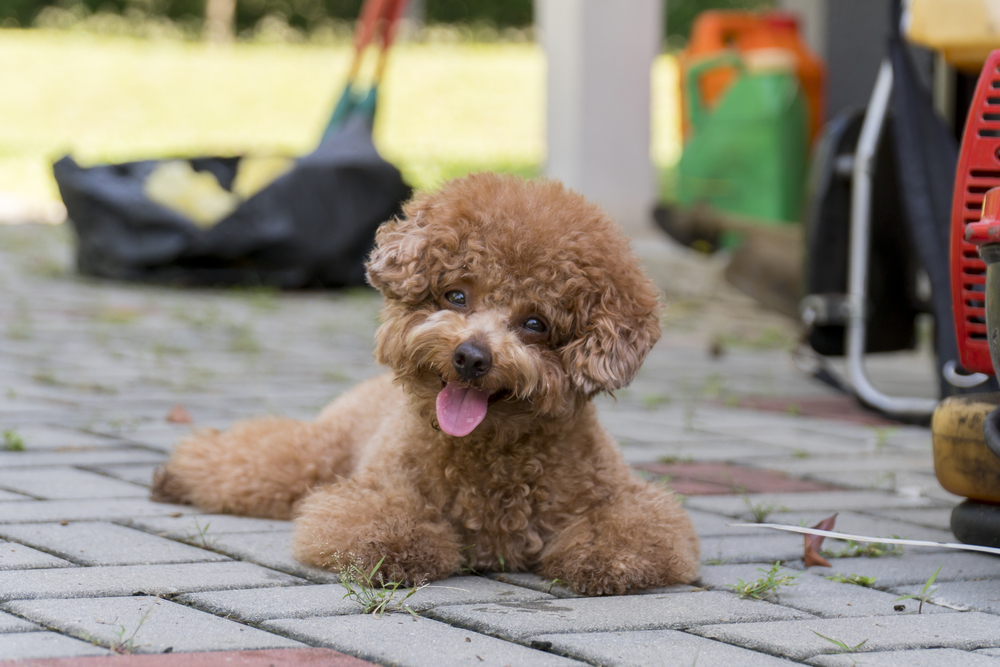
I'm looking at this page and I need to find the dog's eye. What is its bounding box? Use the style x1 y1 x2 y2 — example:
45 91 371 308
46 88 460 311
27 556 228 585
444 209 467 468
523 317 547 333
444 290 467 307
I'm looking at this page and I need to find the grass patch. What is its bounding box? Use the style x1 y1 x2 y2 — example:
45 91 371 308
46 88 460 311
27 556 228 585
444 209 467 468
0 28 682 203
338 555 426 618
727 562 800 601
2 429 25 451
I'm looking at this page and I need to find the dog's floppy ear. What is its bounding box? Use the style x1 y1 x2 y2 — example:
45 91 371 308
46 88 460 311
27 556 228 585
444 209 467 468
366 198 432 303
560 287 661 395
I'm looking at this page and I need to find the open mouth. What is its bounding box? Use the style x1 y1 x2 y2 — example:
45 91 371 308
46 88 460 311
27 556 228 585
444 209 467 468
436 381 511 437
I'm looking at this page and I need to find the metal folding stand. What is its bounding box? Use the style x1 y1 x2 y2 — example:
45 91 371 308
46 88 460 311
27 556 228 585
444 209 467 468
842 60 984 419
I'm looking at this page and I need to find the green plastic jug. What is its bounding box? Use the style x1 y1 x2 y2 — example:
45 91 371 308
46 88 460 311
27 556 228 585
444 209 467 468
678 49 809 225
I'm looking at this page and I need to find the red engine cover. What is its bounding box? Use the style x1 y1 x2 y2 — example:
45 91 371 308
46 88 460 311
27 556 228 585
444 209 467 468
951 50 1000 375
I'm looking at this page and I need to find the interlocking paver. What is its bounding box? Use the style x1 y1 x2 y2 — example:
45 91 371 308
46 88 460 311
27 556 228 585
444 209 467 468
690 612 1000 661
263 615 585 666
0 449 166 469
203 531 340 583
0 425 127 450
0 539 75 570
0 498 200 524
179 576 553 623
83 462 159 486
861 507 955 530
808 648 1000 667
763 510 956 545
697 564 951 617
0 561 304 600
0 631 112 659
685 491 942 518
0 610 40 632
0 467 150 499
698 533 805 564
890 579 1000 614
808 552 1000 589
122 513 293 536
532 629 804 666
5 596 306 653
0 521 230 566
426 591 813 641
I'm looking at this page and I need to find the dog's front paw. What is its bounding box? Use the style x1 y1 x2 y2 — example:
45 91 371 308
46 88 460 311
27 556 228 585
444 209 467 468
292 480 463 585
547 552 680 596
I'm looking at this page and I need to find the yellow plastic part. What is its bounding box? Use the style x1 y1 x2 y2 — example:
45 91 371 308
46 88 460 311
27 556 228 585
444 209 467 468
144 160 239 229
232 155 295 200
932 392 1000 503
906 0 1000 71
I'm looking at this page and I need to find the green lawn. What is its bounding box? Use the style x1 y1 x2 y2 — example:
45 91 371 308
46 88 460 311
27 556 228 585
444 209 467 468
0 28 681 202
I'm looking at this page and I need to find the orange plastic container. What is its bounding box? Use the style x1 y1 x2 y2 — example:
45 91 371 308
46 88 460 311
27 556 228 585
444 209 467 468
680 11 826 145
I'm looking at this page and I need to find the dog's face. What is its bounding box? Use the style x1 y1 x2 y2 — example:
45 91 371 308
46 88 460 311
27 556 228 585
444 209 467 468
365 174 661 440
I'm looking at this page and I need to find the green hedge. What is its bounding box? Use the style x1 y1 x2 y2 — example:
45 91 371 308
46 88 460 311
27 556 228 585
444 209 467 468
0 0 771 38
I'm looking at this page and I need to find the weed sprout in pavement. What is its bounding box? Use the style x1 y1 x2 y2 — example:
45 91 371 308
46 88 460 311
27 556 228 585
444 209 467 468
728 562 800 601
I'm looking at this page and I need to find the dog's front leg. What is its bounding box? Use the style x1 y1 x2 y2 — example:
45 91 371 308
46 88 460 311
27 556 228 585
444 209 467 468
292 472 463 586
538 481 700 595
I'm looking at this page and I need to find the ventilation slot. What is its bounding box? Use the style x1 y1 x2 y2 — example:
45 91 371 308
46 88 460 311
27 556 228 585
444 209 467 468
979 129 1000 137
971 169 1000 178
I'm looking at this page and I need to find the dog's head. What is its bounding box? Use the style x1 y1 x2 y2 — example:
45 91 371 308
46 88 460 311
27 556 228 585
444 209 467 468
366 173 661 439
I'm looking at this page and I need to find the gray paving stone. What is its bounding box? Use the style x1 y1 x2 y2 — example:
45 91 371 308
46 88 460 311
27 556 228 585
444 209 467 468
690 612 1000 660
0 425 127 450
862 507 955 531
0 467 149 500
0 489 31 502
686 508 769 537
741 454 934 477
808 648 1000 667
0 539 75 570
263 614 584 666
6 596 306 653
0 561 304 600
0 609 40 632
206 531 340 582
489 572 583 598
0 631 112 658
699 533 805 564
619 440 791 464
685 491 942 518
0 448 166 469
764 510 956 546
122 513 293 536
0 521 229 566
979 649 1000 657
809 552 1000 589
697 564 951 617
533 629 804 667
84 462 159 486
180 576 553 623
890 579 1000 613
426 590 812 641
0 498 200 523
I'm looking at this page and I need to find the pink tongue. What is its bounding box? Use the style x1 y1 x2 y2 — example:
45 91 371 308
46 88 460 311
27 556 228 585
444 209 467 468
436 383 489 437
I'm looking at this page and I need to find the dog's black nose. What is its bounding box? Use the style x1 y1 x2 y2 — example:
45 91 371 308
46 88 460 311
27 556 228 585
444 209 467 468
453 341 492 380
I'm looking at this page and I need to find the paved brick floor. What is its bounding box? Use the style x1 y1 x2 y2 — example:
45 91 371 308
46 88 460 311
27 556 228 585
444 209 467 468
0 223 994 666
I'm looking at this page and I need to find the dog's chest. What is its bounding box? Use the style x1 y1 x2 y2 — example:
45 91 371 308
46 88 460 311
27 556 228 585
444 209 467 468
439 453 555 566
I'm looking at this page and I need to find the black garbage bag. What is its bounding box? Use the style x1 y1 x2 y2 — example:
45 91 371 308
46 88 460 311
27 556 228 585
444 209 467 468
54 113 411 288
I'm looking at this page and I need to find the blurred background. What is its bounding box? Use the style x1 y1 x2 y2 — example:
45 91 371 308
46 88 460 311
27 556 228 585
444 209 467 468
0 0 777 218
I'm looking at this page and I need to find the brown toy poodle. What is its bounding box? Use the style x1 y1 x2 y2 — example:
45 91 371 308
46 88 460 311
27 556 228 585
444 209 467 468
152 173 699 595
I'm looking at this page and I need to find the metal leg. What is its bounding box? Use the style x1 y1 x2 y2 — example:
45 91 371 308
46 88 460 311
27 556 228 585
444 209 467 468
846 59 938 418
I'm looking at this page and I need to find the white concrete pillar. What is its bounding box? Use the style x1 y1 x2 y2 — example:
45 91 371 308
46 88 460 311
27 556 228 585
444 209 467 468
538 0 662 237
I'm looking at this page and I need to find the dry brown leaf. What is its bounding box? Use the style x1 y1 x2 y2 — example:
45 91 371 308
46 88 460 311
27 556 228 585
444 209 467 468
803 513 837 567
166 404 192 424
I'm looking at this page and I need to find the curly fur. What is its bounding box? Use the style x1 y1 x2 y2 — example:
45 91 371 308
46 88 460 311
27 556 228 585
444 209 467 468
152 173 699 595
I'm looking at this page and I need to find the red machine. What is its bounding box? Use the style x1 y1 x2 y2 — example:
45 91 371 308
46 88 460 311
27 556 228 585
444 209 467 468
951 50 1000 375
